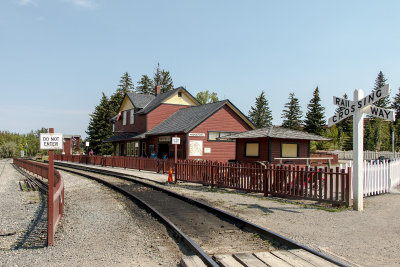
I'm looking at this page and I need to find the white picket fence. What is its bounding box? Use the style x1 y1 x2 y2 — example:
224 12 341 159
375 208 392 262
341 158 400 197
332 150 400 160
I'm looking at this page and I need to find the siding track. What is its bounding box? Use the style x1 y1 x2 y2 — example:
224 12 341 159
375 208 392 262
54 161 350 267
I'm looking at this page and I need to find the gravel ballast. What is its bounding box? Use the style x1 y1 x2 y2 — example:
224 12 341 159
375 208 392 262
0 160 182 266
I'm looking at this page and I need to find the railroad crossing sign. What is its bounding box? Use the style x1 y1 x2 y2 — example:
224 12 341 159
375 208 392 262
328 84 394 211
328 84 393 126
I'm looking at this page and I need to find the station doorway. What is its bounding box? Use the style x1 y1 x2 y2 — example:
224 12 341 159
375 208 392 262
158 143 169 159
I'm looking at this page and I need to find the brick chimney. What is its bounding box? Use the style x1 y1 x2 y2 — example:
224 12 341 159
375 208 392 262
155 85 161 96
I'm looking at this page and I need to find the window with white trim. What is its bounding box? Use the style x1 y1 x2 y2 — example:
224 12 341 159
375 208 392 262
207 131 237 142
123 111 127 125
130 109 134 124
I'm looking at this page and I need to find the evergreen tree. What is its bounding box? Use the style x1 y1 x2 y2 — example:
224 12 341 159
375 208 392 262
109 72 135 116
136 75 153 95
153 63 174 93
86 93 113 155
335 94 352 150
248 91 273 128
304 87 325 135
373 71 390 108
196 90 219 105
392 87 400 150
281 92 303 130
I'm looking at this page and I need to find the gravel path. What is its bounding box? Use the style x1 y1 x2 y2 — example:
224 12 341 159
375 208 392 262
162 182 400 267
0 160 183 266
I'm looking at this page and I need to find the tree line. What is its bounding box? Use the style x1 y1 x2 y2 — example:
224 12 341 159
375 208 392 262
248 71 400 152
0 128 48 158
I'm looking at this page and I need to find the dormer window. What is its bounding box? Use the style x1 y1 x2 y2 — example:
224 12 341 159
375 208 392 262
178 92 182 97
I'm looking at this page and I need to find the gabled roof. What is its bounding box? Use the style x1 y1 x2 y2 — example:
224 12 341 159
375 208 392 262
137 87 199 114
146 100 254 136
126 92 155 109
226 126 331 141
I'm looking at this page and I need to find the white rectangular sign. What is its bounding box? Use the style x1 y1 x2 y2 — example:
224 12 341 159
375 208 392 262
40 133 63 150
364 106 395 121
188 133 205 137
172 137 180 145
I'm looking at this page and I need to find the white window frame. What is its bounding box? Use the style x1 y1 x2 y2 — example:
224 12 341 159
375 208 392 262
123 111 127 125
130 109 134 124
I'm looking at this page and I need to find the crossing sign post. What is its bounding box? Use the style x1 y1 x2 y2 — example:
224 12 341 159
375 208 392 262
329 84 394 211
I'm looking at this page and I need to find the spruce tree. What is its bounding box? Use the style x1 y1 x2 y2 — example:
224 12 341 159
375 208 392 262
248 91 273 128
373 71 390 108
281 92 303 130
153 63 174 93
137 75 153 95
392 87 400 150
109 72 135 116
304 87 325 135
86 93 113 155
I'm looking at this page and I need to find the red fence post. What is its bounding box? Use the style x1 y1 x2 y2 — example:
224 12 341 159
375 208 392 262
47 128 55 246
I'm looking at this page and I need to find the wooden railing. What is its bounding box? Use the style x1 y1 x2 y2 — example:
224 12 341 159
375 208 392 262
176 160 352 206
55 155 175 174
13 158 64 246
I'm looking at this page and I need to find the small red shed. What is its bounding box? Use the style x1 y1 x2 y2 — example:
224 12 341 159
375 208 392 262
227 126 330 165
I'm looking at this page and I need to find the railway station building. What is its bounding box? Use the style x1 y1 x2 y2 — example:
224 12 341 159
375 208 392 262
105 86 255 162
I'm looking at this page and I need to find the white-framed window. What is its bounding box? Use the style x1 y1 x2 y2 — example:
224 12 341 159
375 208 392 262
208 131 237 142
123 111 127 125
130 109 134 124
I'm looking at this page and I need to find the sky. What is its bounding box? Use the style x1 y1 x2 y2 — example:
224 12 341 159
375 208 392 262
1 0 400 139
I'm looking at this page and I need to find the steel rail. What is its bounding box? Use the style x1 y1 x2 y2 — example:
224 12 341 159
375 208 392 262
55 161 351 267
55 164 218 267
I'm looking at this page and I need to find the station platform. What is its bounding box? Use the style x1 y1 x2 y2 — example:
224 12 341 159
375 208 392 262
55 160 170 185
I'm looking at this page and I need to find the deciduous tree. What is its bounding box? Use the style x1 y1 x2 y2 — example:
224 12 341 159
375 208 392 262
196 90 219 105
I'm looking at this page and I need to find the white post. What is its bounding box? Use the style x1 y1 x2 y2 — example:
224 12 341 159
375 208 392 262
353 89 364 211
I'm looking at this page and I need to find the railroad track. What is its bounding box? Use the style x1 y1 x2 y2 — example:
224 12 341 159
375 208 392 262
54 161 350 267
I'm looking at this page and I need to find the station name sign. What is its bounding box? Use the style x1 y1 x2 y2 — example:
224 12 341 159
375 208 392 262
40 133 63 150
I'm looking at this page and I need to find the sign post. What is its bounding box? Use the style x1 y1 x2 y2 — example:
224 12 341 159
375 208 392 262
40 128 63 245
328 84 394 211
172 136 180 164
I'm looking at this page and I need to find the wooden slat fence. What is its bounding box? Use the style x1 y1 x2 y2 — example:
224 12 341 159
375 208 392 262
54 155 175 174
176 160 351 206
13 158 64 246
341 158 400 197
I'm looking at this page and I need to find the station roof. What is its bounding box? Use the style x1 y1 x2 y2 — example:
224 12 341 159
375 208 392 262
226 126 331 141
104 133 145 142
126 93 155 109
146 100 254 136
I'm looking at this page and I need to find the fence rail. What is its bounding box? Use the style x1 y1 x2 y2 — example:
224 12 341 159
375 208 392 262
341 158 400 197
13 158 64 246
332 150 400 160
54 154 175 174
176 160 351 206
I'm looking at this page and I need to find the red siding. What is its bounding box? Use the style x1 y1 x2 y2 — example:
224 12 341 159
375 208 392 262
188 106 252 162
147 104 190 131
114 109 147 134
236 138 269 163
236 137 310 164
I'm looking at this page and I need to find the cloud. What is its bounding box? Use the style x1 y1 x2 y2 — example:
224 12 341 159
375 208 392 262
66 0 97 8
16 0 36 6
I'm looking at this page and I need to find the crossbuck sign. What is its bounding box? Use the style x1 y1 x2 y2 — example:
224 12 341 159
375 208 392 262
328 84 394 211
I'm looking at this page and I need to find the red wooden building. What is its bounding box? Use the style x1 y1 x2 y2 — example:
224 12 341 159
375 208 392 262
227 126 330 164
62 134 81 155
105 86 255 162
